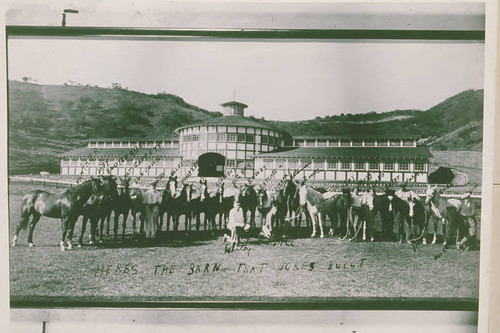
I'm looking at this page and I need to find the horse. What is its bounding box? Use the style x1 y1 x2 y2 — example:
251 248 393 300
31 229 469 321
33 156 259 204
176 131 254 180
159 176 178 232
78 193 105 247
237 184 258 228
424 185 464 248
110 176 132 239
282 179 311 228
257 187 273 227
371 189 394 241
170 183 194 231
386 189 413 244
298 185 339 238
343 188 374 241
201 181 224 230
11 177 106 251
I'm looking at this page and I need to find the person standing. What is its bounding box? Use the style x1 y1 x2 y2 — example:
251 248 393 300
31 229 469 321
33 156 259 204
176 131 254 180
143 180 162 239
457 193 477 250
225 201 245 244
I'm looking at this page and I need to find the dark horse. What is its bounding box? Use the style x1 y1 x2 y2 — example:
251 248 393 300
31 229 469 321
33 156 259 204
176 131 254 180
159 176 178 231
11 177 109 251
237 184 258 228
170 183 194 231
386 189 413 244
371 188 394 241
78 193 105 247
282 179 311 228
111 176 132 239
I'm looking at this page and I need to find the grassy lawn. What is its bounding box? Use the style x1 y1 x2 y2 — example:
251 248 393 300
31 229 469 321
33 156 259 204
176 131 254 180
8 183 480 303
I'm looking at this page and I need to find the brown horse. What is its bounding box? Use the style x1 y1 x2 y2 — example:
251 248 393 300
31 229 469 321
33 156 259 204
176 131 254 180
11 177 107 251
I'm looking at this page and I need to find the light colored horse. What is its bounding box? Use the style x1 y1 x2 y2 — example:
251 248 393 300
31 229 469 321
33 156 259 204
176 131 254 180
299 186 340 238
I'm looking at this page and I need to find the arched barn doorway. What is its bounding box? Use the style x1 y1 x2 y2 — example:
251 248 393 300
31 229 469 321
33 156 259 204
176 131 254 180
198 153 225 178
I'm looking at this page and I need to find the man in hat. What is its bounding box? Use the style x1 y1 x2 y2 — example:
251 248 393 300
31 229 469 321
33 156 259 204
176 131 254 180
224 200 245 244
457 192 477 250
143 180 163 238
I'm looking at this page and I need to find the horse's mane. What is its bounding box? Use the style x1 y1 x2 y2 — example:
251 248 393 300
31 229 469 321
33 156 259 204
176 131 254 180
66 179 93 195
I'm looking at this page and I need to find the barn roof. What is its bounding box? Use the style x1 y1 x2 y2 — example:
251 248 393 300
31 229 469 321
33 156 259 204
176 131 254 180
253 146 433 159
60 147 181 158
175 115 278 132
87 135 179 142
292 134 421 140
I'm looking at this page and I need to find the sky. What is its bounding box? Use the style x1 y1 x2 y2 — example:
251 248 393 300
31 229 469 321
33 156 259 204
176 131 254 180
7 37 484 121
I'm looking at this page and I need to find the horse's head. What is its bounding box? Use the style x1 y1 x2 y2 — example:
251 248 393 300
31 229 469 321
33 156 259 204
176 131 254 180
199 181 208 201
425 185 437 205
365 189 375 211
118 176 131 188
167 176 178 195
385 189 395 212
256 188 267 207
89 176 104 195
341 188 353 207
99 175 118 198
298 186 308 206
283 178 297 197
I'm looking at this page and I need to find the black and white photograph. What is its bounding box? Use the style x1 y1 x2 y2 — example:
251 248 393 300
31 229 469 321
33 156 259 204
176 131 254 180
2 0 497 331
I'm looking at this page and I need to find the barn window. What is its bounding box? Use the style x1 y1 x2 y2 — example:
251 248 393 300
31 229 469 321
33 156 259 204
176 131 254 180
261 135 269 144
327 160 337 170
228 133 237 142
377 140 388 146
264 159 274 169
237 134 246 142
217 133 227 142
191 135 199 142
226 160 236 168
341 161 351 170
329 140 339 147
403 139 415 147
313 159 325 170
365 139 375 146
390 139 401 147
288 159 298 169
208 133 217 142
301 159 312 169
399 162 409 171
237 160 245 168
354 162 365 170
306 140 315 147
275 159 286 169
414 162 425 172
384 162 394 171
341 139 351 146
369 162 379 170
246 134 255 143
352 139 362 147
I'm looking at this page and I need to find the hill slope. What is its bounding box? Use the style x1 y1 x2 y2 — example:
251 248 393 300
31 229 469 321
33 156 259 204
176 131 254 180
8 81 483 174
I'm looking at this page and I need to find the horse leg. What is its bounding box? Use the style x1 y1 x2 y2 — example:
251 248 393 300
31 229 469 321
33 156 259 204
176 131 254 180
310 211 317 238
12 210 31 247
90 217 98 245
318 213 324 239
27 213 41 247
79 216 88 247
113 211 119 240
60 216 71 251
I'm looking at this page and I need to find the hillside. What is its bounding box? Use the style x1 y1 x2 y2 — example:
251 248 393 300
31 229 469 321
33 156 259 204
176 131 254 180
7 80 484 175
8 81 221 174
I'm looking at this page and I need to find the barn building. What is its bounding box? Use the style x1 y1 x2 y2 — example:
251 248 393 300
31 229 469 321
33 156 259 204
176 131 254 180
60 101 432 184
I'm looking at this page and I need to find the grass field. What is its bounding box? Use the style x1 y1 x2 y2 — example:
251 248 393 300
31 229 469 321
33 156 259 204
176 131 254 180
8 183 480 304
